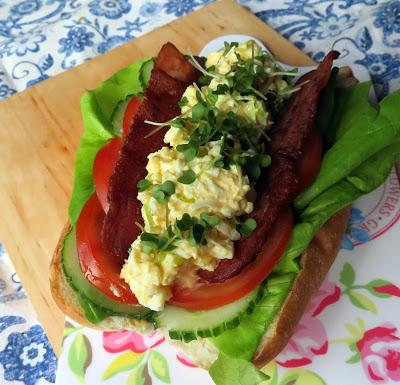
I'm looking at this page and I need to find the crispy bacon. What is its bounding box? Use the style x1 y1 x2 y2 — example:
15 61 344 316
199 155 299 282
102 43 199 261
153 42 199 84
268 51 340 157
199 51 339 283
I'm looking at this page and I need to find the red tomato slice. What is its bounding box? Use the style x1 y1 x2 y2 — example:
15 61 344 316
169 209 293 310
123 96 141 137
297 128 322 192
93 137 122 213
76 193 138 304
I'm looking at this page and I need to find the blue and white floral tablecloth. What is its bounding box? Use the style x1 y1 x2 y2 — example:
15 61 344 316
0 1 399 384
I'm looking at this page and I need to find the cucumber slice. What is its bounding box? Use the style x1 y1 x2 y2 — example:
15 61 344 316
61 227 155 321
110 95 132 135
139 59 154 89
109 59 153 135
155 287 263 342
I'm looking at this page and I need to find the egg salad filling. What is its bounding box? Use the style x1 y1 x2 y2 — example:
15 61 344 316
121 40 298 311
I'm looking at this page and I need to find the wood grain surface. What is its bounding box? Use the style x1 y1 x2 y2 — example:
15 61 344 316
0 0 314 355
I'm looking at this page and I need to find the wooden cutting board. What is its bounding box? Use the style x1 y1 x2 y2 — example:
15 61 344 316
0 0 314 355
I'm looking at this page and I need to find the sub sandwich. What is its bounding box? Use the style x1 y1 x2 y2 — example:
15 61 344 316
50 40 400 384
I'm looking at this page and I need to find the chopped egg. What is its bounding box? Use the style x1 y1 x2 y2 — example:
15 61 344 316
142 141 253 226
121 141 251 311
205 40 262 74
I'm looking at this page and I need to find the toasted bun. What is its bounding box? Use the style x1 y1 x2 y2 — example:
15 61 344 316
253 206 350 367
50 225 90 326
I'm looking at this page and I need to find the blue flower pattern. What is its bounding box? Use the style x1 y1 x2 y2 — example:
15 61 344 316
10 0 42 16
373 0 400 46
164 0 198 17
89 0 131 19
0 242 56 384
314 6 355 39
139 2 162 18
0 83 15 98
341 208 372 250
59 26 95 56
0 325 57 385
3 31 46 57
0 0 398 383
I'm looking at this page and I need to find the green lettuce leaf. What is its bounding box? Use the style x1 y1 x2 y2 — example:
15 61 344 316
330 81 377 141
275 140 400 273
274 85 400 273
76 291 109 324
295 87 400 209
210 352 269 385
68 59 150 225
211 274 295 360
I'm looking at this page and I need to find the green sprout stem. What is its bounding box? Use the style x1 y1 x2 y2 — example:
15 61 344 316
188 52 222 81
135 221 145 232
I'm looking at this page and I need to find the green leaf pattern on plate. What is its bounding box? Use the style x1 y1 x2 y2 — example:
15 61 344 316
348 291 378 313
68 332 92 383
102 351 144 380
278 369 327 385
339 263 355 287
346 351 361 364
126 364 152 385
149 350 171 384
338 262 397 313
259 364 326 385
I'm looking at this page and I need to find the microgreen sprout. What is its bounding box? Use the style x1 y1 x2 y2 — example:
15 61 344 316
278 83 305 97
143 120 171 138
178 170 197 184
139 211 222 254
224 41 239 54
237 218 257 236
135 42 306 259
200 212 220 227
140 232 177 254
151 180 176 204
143 43 302 185
135 221 145 232
177 143 199 162
188 51 222 81
270 71 298 78
178 96 189 108
137 178 151 192
144 117 186 138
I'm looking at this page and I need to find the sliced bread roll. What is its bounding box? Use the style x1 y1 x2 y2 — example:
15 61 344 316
50 65 356 367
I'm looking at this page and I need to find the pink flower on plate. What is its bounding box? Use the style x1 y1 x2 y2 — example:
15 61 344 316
103 330 165 353
276 279 341 368
356 323 400 383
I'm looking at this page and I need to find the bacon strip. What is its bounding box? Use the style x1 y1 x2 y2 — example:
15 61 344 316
268 51 340 157
102 43 199 260
199 51 339 283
